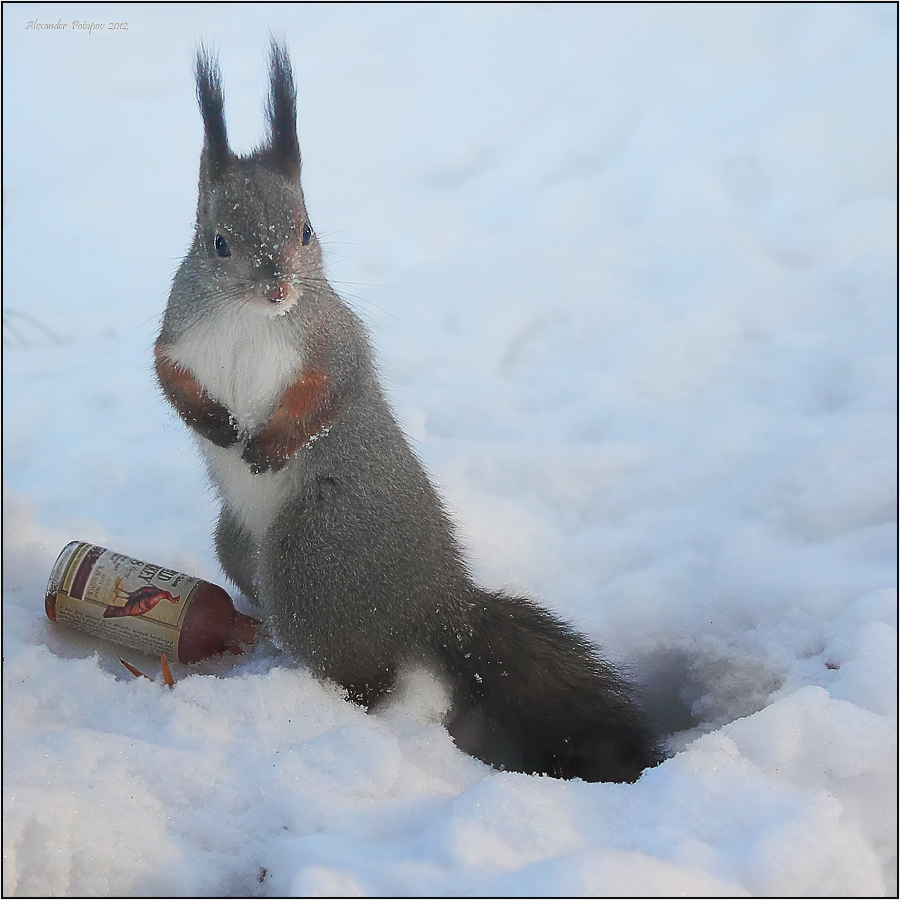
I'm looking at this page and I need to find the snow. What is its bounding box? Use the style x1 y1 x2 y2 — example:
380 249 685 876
3 3 896 896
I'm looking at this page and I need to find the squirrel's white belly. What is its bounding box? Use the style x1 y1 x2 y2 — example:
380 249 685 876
202 442 295 539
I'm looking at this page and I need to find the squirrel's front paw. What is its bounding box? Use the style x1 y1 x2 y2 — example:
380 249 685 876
242 433 290 475
193 406 240 448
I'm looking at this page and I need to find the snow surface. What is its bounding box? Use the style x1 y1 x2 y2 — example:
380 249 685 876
3 3 897 896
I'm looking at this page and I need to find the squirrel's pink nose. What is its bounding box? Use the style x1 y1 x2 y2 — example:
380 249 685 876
265 283 286 303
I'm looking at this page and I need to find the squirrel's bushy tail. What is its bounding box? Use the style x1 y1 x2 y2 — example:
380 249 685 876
440 591 660 782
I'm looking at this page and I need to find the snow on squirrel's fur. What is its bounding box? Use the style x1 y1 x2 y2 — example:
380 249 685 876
3 4 896 897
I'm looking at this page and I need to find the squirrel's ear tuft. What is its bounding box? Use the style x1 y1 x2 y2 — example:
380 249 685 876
266 40 301 180
195 45 230 180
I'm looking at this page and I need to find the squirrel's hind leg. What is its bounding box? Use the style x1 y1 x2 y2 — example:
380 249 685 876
214 506 260 604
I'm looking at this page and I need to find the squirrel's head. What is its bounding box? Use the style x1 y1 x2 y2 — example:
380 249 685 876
191 42 320 317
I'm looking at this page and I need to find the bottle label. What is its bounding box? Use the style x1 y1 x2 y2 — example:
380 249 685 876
51 543 199 659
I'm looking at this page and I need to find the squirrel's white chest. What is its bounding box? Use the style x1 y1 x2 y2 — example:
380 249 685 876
167 305 302 432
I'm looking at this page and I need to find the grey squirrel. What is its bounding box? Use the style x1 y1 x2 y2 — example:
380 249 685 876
155 42 660 782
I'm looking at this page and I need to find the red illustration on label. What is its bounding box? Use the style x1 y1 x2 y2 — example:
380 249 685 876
102 581 182 619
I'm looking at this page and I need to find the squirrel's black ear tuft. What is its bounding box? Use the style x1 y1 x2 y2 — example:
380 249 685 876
266 40 301 180
195 45 230 180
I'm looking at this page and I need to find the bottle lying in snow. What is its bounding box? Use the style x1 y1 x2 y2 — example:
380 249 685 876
45 541 258 664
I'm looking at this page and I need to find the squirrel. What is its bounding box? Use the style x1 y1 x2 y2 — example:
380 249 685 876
154 42 661 782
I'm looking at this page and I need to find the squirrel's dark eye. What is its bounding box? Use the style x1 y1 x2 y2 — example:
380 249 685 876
214 233 231 258
301 222 312 246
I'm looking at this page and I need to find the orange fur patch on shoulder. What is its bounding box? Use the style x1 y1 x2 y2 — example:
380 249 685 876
278 368 330 422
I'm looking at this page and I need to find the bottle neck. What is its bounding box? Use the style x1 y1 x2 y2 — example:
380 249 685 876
225 610 262 654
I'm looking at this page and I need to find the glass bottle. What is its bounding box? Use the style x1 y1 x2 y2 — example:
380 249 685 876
45 541 258 664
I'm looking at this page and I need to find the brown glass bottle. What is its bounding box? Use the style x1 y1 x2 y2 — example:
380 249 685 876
45 541 258 664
